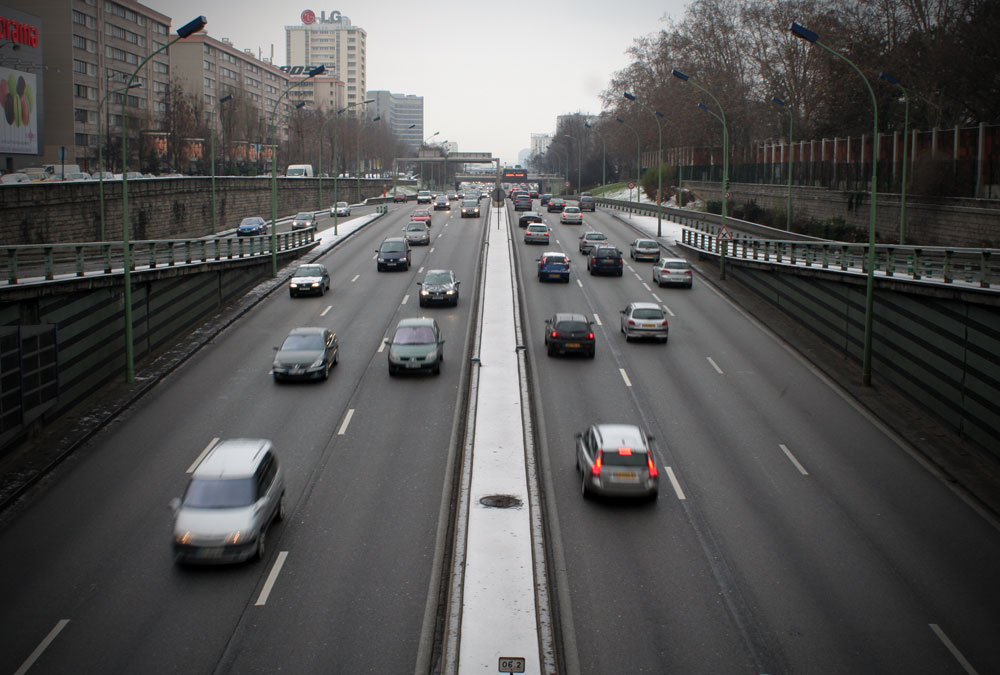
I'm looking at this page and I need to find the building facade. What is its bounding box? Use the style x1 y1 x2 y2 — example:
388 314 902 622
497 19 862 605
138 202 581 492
4 0 174 173
367 90 422 152
285 9 365 111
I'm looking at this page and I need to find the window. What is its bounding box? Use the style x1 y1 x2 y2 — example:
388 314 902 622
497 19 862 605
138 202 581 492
105 45 139 65
105 1 143 26
73 60 97 76
204 77 215 89
105 22 145 47
72 10 96 28
74 108 89 123
153 81 168 94
153 23 168 36
74 84 97 100
153 101 167 112
73 34 97 53
75 132 94 146
153 62 168 74
204 60 215 72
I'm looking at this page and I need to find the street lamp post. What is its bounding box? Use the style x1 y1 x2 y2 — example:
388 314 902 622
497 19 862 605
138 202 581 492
270 65 325 278
792 21 879 386
696 102 730 279
317 113 336 210
771 96 793 231
624 92 665 236
357 109 378 200
210 93 233 234
585 121 606 192
328 99 372 232
672 70 728 233
120 15 206 384
392 123 417 199
560 133 581 197
97 79 139 241
879 71 909 245
616 117 641 208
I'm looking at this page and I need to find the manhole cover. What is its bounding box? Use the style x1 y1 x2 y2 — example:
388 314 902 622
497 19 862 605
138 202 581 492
479 494 522 508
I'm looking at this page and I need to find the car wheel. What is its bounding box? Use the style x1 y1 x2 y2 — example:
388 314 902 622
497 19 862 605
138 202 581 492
277 491 286 521
662 336 669 344
452 297 459 307
588 347 596 359
388 365 397 377
255 530 266 560
547 343 555 357
433 360 441 375
581 475 591 500
333 350 338 365
617 269 623 277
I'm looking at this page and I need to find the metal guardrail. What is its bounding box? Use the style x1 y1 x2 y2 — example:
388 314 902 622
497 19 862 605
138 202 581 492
680 229 998 289
598 196 999 289
2 229 318 286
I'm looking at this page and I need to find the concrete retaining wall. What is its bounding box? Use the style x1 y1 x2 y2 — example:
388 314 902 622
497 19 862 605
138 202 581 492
0 176 399 246
685 181 1000 248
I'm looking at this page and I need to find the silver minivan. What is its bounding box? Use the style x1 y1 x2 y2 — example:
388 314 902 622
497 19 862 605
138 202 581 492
171 438 285 564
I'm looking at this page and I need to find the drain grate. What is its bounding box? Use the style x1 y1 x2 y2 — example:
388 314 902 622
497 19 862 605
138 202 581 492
479 494 522 509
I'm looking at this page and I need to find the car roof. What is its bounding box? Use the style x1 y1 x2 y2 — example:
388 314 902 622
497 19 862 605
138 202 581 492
541 251 567 258
382 237 406 243
628 301 662 311
593 424 649 451
635 238 657 245
406 221 427 227
295 212 313 218
552 312 589 323
657 257 689 264
425 268 454 276
397 317 436 328
584 231 605 237
193 438 272 479
287 326 327 336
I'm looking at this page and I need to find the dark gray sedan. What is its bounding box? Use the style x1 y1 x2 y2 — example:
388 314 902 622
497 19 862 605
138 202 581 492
272 327 339 381
417 269 460 307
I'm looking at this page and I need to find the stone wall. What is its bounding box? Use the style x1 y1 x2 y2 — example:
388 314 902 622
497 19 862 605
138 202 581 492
0 176 399 246
685 181 1000 248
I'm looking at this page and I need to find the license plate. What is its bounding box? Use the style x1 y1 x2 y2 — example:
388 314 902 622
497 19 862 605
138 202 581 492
612 472 638 483
290 367 303 374
566 342 580 348
549 273 562 279
407 361 421 368
197 547 224 559
642 323 656 329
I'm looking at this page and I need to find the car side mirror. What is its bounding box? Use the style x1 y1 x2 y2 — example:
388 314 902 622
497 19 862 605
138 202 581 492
647 435 656 442
383 337 391 345
455 281 460 286
416 281 422 286
574 432 582 440
620 310 626 314
169 497 181 514
273 346 279 351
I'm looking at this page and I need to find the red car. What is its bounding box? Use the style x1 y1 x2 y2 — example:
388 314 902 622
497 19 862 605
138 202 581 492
411 209 432 227
392 193 407 203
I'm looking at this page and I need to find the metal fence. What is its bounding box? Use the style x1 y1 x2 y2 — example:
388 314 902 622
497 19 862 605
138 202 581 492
1 229 318 286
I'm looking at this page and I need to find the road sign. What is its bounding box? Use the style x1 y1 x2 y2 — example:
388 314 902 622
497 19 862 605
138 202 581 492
564 180 570 187
499 657 525 673
718 226 733 241
627 181 636 189
725 191 731 199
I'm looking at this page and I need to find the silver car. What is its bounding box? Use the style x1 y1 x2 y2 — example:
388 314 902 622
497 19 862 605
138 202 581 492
576 423 658 500
620 302 669 342
579 231 607 254
404 220 431 245
652 257 694 288
272 327 339 381
630 238 660 261
524 223 551 244
331 201 351 217
560 206 583 224
171 438 285 564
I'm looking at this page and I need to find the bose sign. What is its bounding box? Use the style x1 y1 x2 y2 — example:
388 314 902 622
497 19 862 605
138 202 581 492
300 9 344 24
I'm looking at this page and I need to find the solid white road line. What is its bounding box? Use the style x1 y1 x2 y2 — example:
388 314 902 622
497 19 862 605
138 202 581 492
593 314 602 326
665 467 686 500
619 369 632 387
337 409 355 435
779 443 809 475
707 356 724 374
929 623 980 675
255 551 289 606
402 294 409 305
187 438 219 473
13 619 70 675
351 274 359 283
320 306 331 317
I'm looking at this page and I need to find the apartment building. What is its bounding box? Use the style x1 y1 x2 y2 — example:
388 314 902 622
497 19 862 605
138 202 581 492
367 90 423 152
285 10 365 111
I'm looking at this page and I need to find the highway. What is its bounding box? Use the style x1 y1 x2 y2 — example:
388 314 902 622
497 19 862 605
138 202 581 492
1 196 999 674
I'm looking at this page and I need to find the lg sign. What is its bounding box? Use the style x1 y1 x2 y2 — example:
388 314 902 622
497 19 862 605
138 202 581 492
300 9 343 24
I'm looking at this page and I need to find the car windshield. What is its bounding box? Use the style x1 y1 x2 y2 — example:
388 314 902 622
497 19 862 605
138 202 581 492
393 325 435 345
381 241 405 252
294 266 324 277
406 223 427 231
295 213 312 220
240 219 261 226
183 477 255 508
424 272 453 284
281 334 325 351
462 200 477 206
632 308 664 320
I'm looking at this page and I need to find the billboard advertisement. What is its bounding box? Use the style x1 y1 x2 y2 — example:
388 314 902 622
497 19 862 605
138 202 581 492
1 67 38 155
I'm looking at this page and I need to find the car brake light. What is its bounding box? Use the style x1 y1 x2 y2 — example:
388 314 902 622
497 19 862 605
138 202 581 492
551 331 559 339
587 332 594 339
628 320 636 326
647 456 658 478
617 447 632 455
661 320 669 326
591 450 603 476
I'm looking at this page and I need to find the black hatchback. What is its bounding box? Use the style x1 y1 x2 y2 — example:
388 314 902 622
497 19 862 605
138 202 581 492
588 246 624 276
376 237 411 271
544 313 595 358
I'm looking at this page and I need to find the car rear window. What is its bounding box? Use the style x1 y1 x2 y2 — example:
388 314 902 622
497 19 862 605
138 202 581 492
184 477 255 508
663 261 689 269
633 308 664 320
602 449 647 467
542 256 567 266
637 240 656 247
556 320 589 332
393 326 436 344
586 234 606 241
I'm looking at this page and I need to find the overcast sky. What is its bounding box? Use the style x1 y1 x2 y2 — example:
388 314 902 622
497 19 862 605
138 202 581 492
154 0 691 165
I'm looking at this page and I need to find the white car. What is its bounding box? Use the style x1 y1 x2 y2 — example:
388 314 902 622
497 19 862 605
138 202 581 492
404 221 431 245
331 201 351 217
620 302 669 342
652 257 694 288
560 206 583 224
524 223 551 244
